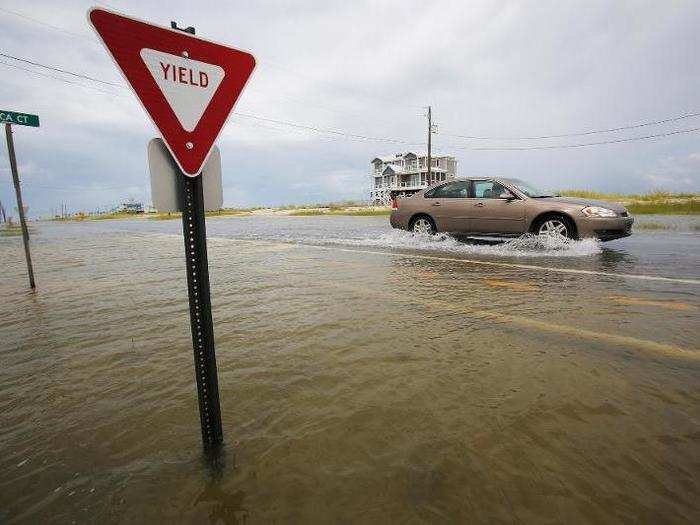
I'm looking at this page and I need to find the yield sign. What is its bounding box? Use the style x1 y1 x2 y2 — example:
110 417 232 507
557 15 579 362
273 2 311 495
88 8 255 176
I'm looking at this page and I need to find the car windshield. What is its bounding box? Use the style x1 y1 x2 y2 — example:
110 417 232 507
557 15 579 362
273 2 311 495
502 178 553 198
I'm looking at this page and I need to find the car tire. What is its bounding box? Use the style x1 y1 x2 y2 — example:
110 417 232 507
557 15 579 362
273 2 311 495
532 214 576 240
409 215 436 235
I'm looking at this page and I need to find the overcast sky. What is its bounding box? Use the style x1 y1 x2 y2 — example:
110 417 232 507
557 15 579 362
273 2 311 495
1 0 700 216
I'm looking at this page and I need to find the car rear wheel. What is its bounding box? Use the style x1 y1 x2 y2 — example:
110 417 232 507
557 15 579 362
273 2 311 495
534 215 575 240
410 216 435 235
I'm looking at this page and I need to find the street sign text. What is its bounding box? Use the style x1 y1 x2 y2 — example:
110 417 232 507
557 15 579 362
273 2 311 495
1 110 40 128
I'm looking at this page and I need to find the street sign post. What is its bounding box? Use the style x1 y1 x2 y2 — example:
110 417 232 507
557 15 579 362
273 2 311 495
89 7 255 448
3 112 39 289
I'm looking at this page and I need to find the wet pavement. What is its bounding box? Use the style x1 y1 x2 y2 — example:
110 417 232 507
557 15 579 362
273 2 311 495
1 216 698 523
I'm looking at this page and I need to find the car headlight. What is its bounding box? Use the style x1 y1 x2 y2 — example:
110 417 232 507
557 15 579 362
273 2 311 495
581 206 618 218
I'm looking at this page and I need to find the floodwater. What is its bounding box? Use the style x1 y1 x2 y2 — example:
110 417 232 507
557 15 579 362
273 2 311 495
1 215 699 523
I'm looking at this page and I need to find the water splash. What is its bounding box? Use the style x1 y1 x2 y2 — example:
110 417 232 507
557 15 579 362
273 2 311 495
330 231 602 258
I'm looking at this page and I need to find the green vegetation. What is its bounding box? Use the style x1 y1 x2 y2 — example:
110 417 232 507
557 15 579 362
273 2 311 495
147 209 253 220
208 208 253 217
0 223 24 237
627 200 698 215
90 212 133 220
559 190 698 215
51 208 253 222
289 208 391 217
52 211 135 221
559 190 696 201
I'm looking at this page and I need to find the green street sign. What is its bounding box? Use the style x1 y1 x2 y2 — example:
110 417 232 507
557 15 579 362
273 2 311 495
0 110 40 128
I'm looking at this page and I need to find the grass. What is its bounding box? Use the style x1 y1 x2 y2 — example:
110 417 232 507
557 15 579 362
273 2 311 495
0 223 24 237
627 201 698 215
53 211 139 221
559 190 697 201
52 209 254 222
90 212 135 220
559 190 698 215
289 208 391 217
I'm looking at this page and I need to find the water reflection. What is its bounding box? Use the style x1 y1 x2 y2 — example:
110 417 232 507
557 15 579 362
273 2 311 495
195 447 249 524
193 483 248 525
597 246 637 271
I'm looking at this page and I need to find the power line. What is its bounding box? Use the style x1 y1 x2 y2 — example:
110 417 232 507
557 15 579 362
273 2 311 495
0 59 129 97
441 110 700 141
234 113 422 145
0 57 405 146
0 52 123 87
0 6 95 41
446 126 700 151
0 52 422 145
2 50 699 151
0 179 141 191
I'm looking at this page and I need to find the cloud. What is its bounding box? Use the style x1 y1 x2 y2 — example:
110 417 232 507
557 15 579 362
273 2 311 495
641 152 700 191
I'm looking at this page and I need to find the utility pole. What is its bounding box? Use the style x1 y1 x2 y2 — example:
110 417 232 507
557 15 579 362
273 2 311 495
5 123 36 289
0 200 6 223
427 106 432 185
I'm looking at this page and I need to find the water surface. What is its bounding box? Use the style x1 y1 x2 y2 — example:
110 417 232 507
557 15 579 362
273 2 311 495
1 216 698 523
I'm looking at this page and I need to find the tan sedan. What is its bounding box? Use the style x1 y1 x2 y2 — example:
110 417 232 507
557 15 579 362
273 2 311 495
390 177 634 241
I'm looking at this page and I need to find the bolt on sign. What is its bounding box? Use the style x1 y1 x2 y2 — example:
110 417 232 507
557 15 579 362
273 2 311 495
1 110 40 128
88 7 255 176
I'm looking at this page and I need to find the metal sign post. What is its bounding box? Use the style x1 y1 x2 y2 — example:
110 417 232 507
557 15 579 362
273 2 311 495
169 22 224 449
181 171 223 446
3 110 39 290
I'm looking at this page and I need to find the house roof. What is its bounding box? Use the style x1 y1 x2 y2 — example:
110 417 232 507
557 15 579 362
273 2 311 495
382 165 404 175
372 152 455 163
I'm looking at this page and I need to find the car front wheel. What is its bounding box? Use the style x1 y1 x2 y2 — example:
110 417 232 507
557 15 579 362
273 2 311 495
534 215 575 240
411 216 435 235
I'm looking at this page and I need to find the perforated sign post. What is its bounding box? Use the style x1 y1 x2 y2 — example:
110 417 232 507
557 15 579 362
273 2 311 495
89 7 255 448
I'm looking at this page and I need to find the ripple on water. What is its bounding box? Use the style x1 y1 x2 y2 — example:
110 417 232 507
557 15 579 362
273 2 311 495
326 230 603 258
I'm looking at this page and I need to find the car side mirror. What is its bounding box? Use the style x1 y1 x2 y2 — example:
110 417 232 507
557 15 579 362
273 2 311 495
499 192 516 200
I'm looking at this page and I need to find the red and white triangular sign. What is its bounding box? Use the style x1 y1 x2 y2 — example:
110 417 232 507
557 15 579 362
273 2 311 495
88 7 255 176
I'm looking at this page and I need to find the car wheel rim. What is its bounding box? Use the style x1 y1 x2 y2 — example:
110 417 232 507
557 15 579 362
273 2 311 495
538 219 568 238
413 218 433 235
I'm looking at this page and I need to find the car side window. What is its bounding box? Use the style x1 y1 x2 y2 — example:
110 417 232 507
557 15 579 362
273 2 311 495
473 180 511 199
425 181 469 198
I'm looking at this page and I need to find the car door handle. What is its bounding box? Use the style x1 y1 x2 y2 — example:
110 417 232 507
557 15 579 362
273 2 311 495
432 202 441 206
475 202 485 207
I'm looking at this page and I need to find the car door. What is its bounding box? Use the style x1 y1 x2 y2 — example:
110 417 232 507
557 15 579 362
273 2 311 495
469 180 526 234
422 180 471 232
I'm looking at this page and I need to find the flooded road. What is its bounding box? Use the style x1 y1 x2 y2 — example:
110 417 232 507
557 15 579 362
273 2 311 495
1 216 699 523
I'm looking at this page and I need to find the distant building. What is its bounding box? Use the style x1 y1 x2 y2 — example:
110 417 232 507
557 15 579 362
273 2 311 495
370 152 457 205
119 198 144 214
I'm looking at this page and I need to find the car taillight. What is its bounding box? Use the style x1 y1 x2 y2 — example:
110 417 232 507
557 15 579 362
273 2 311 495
391 197 398 209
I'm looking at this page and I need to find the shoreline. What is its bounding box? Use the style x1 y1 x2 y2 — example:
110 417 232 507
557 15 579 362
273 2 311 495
49 194 698 222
